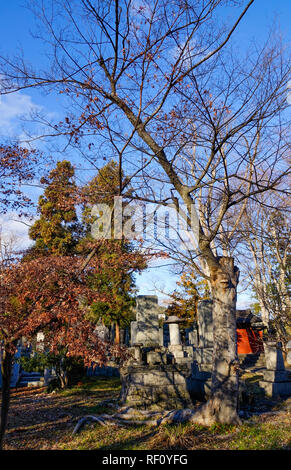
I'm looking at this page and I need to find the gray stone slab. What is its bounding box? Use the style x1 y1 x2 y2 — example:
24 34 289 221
143 371 174 386
129 373 145 385
130 321 138 346
131 295 162 347
263 342 285 371
147 351 167 366
186 329 198 347
263 370 291 382
259 380 291 397
168 344 185 359
169 322 181 345
195 347 213 364
197 300 213 348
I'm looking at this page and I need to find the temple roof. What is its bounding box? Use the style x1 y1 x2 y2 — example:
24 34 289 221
236 309 264 327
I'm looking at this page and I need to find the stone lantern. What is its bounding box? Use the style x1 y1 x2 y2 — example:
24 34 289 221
164 315 184 346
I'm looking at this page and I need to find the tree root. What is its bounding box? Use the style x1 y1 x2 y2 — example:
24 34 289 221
72 406 166 434
72 415 115 434
72 403 242 434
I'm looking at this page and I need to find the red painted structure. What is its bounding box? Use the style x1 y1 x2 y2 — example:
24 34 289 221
236 310 264 355
237 328 264 354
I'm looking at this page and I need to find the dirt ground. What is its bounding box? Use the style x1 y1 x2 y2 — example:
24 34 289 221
2 378 121 450
1 377 291 450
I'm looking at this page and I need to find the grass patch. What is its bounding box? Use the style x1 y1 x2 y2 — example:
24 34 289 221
57 376 121 397
60 423 154 451
229 420 291 450
3 375 291 450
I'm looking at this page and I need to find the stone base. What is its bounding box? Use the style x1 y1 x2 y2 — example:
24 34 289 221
263 342 285 370
187 362 212 400
195 347 213 365
263 370 291 383
147 350 167 366
258 368 291 397
120 363 193 410
259 380 291 397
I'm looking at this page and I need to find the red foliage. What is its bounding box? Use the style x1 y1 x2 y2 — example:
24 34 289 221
0 251 134 366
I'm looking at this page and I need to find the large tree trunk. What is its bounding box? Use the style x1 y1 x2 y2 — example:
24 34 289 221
0 347 13 450
193 256 241 425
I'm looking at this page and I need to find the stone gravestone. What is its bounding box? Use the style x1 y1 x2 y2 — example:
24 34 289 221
0 346 21 388
94 321 110 342
264 341 285 371
259 341 291 397
186 327 198 347
122 296 194 409
195 300 213 369
130 295 161 347
197 300 213 348
10 346 21 387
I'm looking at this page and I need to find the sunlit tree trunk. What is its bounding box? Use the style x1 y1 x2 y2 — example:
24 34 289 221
194 257 241 425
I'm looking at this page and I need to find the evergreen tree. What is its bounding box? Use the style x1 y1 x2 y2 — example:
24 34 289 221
27 160 80 258
81 160 146 344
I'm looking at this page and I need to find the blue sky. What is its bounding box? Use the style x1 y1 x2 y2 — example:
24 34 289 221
1 1 290 46
0 1 290 307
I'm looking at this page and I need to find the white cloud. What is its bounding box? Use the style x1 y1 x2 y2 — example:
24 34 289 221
0 91 42 138
0 211 34 251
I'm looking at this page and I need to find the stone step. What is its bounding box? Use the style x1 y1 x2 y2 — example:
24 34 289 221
17 380 44 388
20 374 42 379
239 353 265 369
18 371 44 387
20 377 43 382
21 373 42 378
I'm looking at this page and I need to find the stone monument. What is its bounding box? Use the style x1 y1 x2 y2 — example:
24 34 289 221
120 296 194 410
259 342 291 397
130 296 162 347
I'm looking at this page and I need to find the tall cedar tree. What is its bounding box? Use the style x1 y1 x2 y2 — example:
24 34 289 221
81 160 146 344
26 160 80 258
